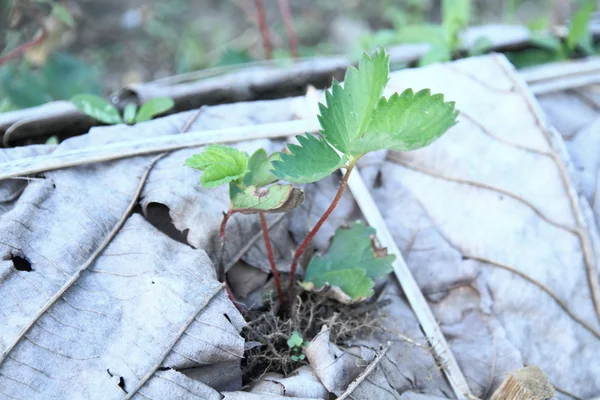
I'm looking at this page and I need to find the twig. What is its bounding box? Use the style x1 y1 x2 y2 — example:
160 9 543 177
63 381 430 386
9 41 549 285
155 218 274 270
346 169 472 399
254 0 272 59
260 212 285 303
0 119 320 182
277 0 298 59
288 162 356 295
336 342 392 400
0 1 47 66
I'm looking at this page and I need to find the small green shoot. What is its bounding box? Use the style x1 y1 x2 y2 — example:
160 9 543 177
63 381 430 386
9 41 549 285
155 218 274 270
70 94 175 125
186 48 457 305
287 331 308 362
300 222 395 303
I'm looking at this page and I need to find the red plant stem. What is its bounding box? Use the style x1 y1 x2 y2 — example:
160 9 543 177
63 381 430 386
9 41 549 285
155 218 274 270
217 209 235 282
0 2 47 66
259 212 285 303
253 0 272 59
287 163 356 294
276 0 299 59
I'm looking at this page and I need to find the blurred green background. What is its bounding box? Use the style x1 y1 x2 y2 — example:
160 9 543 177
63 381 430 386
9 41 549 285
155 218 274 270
0 0 594 111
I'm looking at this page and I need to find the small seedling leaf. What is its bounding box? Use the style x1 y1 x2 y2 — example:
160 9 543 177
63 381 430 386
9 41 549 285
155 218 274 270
291 355 300 361
567 0 595 54
45 136 59 145
349 89 458 156
287 331 303 348
135 97 175 122
418 44 452 67
442 0 471 42
243 149 281 187
71 94 122 125
231 184 304 213
272 134 346 184
302 221 395 302
123 103 138 125
51 4 75 27
318 49 389 154
185 145 249 188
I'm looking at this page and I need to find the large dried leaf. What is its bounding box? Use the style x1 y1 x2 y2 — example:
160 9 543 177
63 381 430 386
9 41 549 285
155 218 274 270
363 54 600 398
0 109 264 398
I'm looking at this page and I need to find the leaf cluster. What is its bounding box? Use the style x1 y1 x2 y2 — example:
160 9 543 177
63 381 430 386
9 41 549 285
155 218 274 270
70 94 175 125
186 48 457 301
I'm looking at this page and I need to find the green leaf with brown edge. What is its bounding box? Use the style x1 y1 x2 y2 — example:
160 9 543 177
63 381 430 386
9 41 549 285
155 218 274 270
231 184 304 214
243 149 281 187
349 89 458 156
185 145 249 188
135 97 175 122
301 221 395 302
71 94 122 125
271 134 346 184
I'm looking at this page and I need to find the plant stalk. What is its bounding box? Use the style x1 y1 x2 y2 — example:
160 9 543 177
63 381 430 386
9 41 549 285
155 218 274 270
253 0 273 59
259 212 285 303
217 209 235 282
276 0 299 59
287 162 356 295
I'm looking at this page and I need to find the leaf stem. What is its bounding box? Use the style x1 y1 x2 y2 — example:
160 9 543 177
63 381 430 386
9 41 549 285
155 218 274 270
217 209 235 282
276 0 299 59
287 162 356 295
259 212 285 303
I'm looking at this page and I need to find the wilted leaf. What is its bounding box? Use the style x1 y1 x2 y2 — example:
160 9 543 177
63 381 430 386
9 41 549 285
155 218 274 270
301 221 394 302
71 93 122 124
349 89 458 156
244 149 281 187
272 134 346 184
186 145 249 188
135 97 175 122
231 184 304 213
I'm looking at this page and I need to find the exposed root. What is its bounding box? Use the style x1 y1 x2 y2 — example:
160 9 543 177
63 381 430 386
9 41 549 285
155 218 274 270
241 292 388 383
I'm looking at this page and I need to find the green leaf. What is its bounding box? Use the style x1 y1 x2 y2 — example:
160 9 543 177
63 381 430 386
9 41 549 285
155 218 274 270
349 89 458 156
45 136 59 145
529 32 563 52
71 94 122 125
396 24 447 47
317 49 389 154
231 184 304 213
442 0 470 45
135 97 175 122
123 103 138 125
272 134 346 184
468 36 493 56
185 145 249 188
290 355 300 362
51 4 75 27
287 331 303 348
418 44 452 66
243 149 281 187
567 0 595 54
302 221 395 302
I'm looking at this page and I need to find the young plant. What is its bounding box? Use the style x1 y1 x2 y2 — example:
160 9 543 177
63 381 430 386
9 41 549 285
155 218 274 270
287 331 309 362
187 48 457 304
508 0 595 69
185 146 304 303
70 94 175 125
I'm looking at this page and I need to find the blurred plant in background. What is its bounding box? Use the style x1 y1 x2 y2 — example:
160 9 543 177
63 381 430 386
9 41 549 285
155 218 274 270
0 0 598 112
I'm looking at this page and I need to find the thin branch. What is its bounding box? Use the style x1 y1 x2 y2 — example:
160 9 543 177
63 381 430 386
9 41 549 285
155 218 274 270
218 209 235 282
277 0 299 59
336 342 391 400
0 1 47 66
288 162 356 295
259 212 285 303
254 0 272 59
